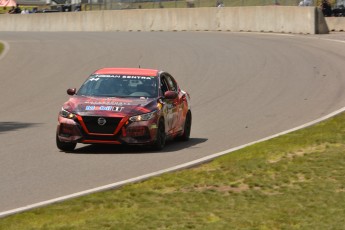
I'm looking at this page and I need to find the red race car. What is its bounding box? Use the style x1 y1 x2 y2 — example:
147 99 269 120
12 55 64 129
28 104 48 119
56 68 192 151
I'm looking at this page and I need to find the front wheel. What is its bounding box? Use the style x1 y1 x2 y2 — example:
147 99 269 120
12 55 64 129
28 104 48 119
152 119 166 151
56 134 76 152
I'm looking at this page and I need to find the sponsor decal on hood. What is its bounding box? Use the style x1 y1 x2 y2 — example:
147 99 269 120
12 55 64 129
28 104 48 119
64 96 156 116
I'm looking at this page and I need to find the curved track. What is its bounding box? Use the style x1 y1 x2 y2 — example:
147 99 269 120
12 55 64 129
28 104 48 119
1 32 345 213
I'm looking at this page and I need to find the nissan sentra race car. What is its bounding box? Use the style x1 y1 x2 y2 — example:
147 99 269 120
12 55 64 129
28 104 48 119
56 68 192 151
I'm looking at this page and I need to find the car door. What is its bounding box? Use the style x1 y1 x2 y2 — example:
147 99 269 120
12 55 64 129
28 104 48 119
161 73 182 134
167 74 185 133
160 74 177 135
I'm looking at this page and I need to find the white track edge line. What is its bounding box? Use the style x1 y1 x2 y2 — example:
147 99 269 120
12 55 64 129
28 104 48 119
1 106 345 218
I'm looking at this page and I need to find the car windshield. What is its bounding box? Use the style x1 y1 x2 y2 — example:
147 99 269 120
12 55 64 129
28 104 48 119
77 74 158 98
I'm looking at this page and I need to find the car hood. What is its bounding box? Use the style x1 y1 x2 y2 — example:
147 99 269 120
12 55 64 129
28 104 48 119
62 96 157 117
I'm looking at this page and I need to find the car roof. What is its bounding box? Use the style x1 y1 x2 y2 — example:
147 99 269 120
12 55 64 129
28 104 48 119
93 68 159 76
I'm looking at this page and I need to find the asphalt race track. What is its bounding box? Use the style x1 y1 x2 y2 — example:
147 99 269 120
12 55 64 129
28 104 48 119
1 32 345 214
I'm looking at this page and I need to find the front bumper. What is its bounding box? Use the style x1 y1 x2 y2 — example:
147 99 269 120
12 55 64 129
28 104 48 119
56 115 159 145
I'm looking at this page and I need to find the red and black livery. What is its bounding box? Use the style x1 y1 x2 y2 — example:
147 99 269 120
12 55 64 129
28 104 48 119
56 68 192 151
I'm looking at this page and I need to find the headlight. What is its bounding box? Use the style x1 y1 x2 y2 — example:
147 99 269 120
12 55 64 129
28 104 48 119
129 110 156 122
60 108 76 119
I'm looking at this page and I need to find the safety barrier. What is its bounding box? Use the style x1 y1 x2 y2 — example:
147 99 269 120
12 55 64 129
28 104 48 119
0 6 329 34
325 17 345 32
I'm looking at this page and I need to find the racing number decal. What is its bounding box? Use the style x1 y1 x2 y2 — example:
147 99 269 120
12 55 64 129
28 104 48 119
85 106 124 112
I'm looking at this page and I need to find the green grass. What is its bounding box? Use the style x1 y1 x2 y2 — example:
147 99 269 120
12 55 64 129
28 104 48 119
0 43 3 55
1 112 345 229
0 6 39 14
0 7 8 14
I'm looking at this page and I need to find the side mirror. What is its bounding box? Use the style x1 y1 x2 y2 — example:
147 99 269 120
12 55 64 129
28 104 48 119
67 88 76 96
164 91 178 99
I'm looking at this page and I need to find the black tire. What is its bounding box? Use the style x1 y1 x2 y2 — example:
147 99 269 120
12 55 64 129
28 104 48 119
56 134 76 152
152 119 166 151
178 111 192 141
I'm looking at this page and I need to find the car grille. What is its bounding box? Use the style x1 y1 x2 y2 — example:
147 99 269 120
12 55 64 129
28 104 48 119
81 116 122 134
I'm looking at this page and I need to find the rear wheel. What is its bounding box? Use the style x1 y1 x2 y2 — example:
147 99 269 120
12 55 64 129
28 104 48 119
178 111 192 141
152 119 166 151
56 134 76 152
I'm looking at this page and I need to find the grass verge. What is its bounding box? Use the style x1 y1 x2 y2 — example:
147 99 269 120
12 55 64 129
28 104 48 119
1 112 345 229
0 43 4 55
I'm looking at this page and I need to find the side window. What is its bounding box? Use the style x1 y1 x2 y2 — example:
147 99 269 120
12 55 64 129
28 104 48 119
160 76 170 94
166 75 177 92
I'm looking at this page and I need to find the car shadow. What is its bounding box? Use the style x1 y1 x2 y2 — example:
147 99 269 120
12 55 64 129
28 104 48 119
0 121 40 134
68 138 208 154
